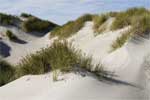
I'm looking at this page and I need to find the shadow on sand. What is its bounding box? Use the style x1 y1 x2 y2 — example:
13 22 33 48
0 41 11 57
73 68 142 89
12 38 27 44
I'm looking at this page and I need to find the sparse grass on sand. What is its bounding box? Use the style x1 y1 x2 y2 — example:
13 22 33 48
50 14 93 38
111 29 132 51
92 14 108 33
111 7 150 51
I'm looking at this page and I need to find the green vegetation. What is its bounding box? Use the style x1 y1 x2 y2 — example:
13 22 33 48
50 14 93 38
20 13 33 18
131 14 150 36
21 16 57 33
111 7 150 51
0 12 57 33
93 14 108 33
17 41 93 76
107 12 118 17
111 29 132 51
6 30 17 40
0 41 108 84
0 13 20 26
4 8 150 85
53 70 60 81
0 60 15 86
111 7 149 30
16 41 109 81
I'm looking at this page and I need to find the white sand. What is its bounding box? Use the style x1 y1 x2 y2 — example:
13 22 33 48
0 72 147 100
0 21 149 100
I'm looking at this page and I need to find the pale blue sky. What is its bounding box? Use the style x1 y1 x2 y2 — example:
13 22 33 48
0 0 149 25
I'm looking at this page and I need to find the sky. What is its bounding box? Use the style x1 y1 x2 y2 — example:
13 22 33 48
0 0 149 25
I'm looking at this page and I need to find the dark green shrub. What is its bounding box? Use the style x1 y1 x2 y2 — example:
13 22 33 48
50 14 93 38
21 13 33 18
21 17 57 33
0 13 20 26
6 30 17 40
0 60 15 86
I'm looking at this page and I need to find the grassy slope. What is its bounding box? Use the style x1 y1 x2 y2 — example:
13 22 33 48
50 14 93 38
111 7 150 51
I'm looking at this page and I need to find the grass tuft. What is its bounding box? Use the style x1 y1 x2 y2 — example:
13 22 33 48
0 60 15 86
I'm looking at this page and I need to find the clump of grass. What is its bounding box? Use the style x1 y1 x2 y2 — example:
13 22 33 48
50 14 93 38
111 29 132 51
6 30 17 40
16 41 108 81
21 16 57 33
93 14 108 33
111 7 149 30
17 41 88 76
0 59 15 86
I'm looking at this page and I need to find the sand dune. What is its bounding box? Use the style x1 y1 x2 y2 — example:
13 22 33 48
0 21 149 100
